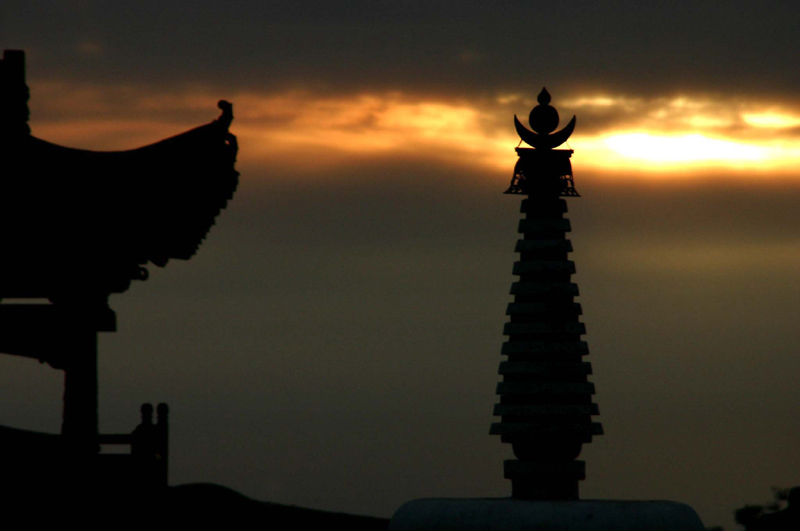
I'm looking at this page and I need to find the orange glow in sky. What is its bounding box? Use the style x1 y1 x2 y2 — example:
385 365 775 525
28 82 800 179
605 132 762 160
742 112 800 129
576 132 800 176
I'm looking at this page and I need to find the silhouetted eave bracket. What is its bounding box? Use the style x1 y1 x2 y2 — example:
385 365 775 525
0 305 116 367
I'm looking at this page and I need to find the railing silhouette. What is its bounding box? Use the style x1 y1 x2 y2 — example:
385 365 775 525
97 403 170 490
0 401 169 493
0 303 170 490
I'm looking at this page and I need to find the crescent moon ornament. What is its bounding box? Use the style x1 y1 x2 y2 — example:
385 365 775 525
514 114 576 149
514 88 576 149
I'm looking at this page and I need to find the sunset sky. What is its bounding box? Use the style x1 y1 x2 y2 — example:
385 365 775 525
3 2 800 528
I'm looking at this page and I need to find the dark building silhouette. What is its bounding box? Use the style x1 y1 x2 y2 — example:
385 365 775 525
0 49 238 498
490 88 602 500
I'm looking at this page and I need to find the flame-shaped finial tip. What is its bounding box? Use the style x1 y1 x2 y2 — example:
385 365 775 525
537 87 551 106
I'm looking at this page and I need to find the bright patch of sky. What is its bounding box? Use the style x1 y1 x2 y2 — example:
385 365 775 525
28 81 800 177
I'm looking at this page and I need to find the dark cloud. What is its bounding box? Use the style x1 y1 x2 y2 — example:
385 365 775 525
4 1 800 99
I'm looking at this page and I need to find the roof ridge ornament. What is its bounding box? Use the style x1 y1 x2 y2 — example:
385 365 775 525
216 100 233 130
514 87 576 150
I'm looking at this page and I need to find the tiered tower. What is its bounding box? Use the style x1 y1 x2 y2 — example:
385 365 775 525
490 88 602 500
390 89 706 531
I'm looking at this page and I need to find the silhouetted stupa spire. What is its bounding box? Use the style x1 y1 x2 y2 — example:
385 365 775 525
490 88 602 500
391 88 705 531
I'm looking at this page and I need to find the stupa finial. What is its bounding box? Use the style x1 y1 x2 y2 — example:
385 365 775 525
514 88 575 149
505 89 579 196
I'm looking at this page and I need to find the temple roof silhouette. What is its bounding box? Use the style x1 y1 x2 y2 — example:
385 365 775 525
0 95 239 304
